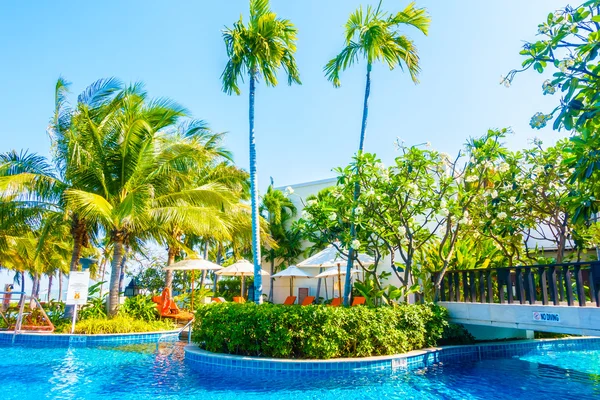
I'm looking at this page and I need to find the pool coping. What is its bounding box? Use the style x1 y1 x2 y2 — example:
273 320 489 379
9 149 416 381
184 336 600 373
0 329 181 347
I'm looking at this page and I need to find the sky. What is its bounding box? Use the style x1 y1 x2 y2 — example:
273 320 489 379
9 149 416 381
0 0 571 292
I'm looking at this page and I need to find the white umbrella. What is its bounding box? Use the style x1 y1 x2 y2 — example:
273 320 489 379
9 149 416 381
163 258 223 311
272 265 313 297
298 244 374 299
216 260 270 297
314 266 361 298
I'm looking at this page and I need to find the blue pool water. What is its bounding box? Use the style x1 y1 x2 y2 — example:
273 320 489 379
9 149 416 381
1 342 599 400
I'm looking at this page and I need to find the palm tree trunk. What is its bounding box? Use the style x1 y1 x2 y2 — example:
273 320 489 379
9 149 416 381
58 271 63 302
118 250 127 294
47 274 53 302
165 246 177 291
343 63 373 306
107 237 125 316
248 69 263 304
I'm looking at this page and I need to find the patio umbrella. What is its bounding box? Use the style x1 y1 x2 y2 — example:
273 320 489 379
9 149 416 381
215 260 270 298
314 267 361 298
297 244 375 299
272 265 313 297
163 258 222 311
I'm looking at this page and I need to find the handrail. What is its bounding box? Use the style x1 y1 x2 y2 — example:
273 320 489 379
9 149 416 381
180 318 195 344
436 261 600 307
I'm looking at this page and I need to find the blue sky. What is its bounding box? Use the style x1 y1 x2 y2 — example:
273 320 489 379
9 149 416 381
0 0 569 191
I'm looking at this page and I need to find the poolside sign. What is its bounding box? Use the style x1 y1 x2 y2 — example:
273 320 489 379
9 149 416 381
66 271 90 306
533 312 560 323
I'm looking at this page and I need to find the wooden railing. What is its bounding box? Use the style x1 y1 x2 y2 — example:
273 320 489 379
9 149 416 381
435 261 600 307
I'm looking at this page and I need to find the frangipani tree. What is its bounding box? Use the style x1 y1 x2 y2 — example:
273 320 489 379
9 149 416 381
221 0 301 303
503 1 600 250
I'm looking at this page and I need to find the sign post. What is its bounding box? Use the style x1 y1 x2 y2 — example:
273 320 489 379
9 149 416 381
66 271 90 334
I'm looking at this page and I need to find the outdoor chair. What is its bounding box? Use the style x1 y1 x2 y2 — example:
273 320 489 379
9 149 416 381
218 297 227 303
329 297 342 307
301 296 315 306
152 288 194 321
233 297 246 304
351 296 366 306
283 296 296 305
212 297 222 303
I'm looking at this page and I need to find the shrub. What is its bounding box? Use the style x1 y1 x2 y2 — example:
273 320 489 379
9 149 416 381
60 316 176 334
438 322 476 346
192 303 450 359
120 295 159 321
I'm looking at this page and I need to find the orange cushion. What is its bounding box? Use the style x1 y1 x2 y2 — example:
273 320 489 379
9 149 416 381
283 296 296 305
351 297 366 306
301 296 315 306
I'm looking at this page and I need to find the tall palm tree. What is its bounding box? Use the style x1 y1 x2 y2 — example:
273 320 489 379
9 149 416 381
324 1 430 305
221 0 301 303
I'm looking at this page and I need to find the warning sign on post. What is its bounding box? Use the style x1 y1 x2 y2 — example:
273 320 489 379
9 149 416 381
66 271 90 305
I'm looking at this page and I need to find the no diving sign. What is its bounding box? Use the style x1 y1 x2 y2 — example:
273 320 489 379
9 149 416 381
533 312 560 322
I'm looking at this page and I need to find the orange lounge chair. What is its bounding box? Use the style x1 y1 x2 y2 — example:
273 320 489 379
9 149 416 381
329 297 342 307
351 296 366 306
301 296 315 306
233 297 246 304
283 296 296 305
152 288 194 321
212 297 222 303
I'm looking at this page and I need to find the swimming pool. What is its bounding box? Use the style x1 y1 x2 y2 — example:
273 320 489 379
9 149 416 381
1 342 599 399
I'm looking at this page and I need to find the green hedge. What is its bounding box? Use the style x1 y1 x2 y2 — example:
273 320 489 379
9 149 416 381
192 303 449 359
57 316 176 334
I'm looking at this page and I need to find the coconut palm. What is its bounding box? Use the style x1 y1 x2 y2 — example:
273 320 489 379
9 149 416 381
63 83 238 315
324 1 430 305
260 184 301 302
221 0 301 303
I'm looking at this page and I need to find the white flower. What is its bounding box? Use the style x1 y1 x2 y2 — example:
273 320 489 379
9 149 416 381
542 80 556 95
533 166 545 175
301 210 312 221
398 226 406 236
426 142 431 148
365 188 375 198
306 199 317 207
497 162 510 173
440 152 450 160
328 212 337 221
465 175 478 183
498 212 507 219
538 25 550 34
355 206 364 215
284 186 294 196
509 196 517 204
350 239 361 250
374 162 385 170
439 208 449 217
459 217 471 225
499 75 511 88
491 190 499 199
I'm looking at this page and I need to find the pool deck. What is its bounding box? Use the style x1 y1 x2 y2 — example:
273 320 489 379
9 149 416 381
185 336 600 373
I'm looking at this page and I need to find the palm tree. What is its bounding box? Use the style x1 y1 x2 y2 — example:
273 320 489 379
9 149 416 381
221 0 301 303
64 83 237 315
260 184 300 302
324 1 430 305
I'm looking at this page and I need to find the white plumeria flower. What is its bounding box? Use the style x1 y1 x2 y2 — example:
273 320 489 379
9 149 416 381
301 210 312 221
398 226 406 235
306 199 317 207
509 196 517 204
498 212 508 219
497 162 510 173
491 190 499 199
284 186 294 196
350 239 361 250
328 212 337 221
465 175 478 183
355 206 364 215
426 142 431 148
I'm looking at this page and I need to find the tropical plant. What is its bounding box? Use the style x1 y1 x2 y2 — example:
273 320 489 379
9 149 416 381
121 295 159 321
260 184 301 302
324 0 430 305
221 0 301 302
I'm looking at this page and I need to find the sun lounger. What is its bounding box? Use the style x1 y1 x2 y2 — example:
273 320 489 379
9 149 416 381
351 296 366 306
329 297 342 307
233 296 246 303
301 296 315 306
152 288 194 321
283 296 296 305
